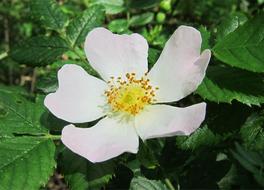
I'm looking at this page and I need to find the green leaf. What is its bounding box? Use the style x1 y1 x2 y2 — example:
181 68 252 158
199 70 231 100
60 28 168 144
60 149 116 189
129 176 168 190
10 36 69 66
199 26 211 51
66 5 105 47
148 48 160 67
129 12 154 27
0 84 28 97
216 12 248 41
89 0 125 14
240 112 264 151
231 143 264 187
64 173 89 190
137 142 159 169
125 159 141 176
217 165 237 189
0 87 48 135
36 72 58 94
213 14 264 72
231 143 263 173
0 136 56 190
196 65 264 105
217 163 261 189
176 126 221 150
30 0 68 31
108 19 129 34
128 0 160 9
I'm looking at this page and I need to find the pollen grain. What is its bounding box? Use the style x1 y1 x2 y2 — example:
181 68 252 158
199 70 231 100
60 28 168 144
105 73 158 116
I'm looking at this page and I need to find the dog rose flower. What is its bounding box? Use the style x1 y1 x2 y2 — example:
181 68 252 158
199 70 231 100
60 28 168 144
44 26 211 163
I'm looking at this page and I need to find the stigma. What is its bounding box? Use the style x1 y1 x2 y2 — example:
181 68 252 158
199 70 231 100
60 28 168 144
104 72 158 116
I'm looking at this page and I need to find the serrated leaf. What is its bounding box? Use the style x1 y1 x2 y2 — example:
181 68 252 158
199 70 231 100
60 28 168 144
66 5 105 47
89 0 125 14
176 126 221 150
0 87 48 135
196 65 264 105
240 112 264 151
0 136 56 190
216 12 248 41
30 0 68 31
129 176 168 190
129 12 154 27
213 14 264 72
199 26 211 51
231 143 264 187
64 173 89 190
10 36 69 66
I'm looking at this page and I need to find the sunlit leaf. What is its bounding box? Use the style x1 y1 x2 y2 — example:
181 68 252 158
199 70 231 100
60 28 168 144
213 14 264 72
129 176 168 190
0 86 48 135
196 65 264 105
66 5 105 47
0 136 56 190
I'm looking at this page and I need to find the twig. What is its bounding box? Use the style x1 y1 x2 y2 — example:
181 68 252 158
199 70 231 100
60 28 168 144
30 68 37 94
165 178 176 190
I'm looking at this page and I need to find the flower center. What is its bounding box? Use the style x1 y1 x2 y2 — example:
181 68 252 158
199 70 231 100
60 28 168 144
104 73 158 116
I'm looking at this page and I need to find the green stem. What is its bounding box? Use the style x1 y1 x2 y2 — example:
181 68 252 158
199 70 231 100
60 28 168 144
71 47 87 64
59 31 87 64
165 178 176 190
44 134 61 140
126 11 130 21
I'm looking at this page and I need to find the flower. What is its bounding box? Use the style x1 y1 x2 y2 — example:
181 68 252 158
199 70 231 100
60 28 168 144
44 26 211 163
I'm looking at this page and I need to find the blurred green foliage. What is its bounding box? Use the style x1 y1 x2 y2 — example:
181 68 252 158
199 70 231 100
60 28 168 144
0 0 264 189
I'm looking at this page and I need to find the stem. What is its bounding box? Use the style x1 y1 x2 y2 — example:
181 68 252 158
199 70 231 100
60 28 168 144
59 30 87 64
44 134 61 140
125 0 130 22
30 68 37 94
3 11 12 85
71 47 87 64
126 11 130 21
165 178 176 190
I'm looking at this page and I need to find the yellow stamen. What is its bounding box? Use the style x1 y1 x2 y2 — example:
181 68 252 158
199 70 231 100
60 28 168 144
105 73 158 116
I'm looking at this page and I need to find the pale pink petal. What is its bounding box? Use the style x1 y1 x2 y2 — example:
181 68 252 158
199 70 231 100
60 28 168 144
44 64 107 123
135 103 206 141
148 26 211 103
85 27 148 81
61 117 139 163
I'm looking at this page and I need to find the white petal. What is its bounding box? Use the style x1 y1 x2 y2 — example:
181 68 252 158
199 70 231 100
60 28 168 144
148 26 211 103
61 117 139 163
85 27 148 81
135 103 206 141
44 64 107 123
